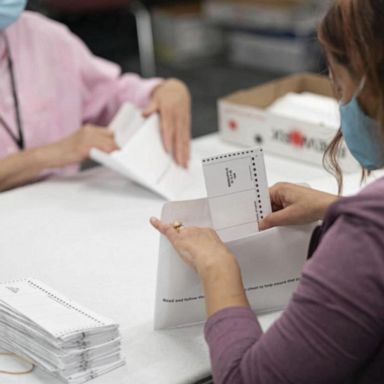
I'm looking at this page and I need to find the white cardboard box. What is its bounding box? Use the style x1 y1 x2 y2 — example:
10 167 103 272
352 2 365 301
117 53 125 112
218 73 359 172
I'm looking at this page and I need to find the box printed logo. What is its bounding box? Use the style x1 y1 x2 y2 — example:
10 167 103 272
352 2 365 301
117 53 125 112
269 128 347 158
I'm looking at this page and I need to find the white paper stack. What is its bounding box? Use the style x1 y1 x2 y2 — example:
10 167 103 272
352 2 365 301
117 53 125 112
267 92 340 129
0 279 124 383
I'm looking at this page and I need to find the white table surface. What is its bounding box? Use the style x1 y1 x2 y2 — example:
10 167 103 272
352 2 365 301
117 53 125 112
0 133 373 384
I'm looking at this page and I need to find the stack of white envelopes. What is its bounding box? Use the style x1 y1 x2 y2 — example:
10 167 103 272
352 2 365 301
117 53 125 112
0 279 124 383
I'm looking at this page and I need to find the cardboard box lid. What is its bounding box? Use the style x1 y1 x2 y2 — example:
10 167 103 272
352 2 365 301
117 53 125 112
221 73 334 109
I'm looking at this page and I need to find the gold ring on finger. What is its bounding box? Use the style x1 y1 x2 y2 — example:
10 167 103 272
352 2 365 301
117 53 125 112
172 221 184 233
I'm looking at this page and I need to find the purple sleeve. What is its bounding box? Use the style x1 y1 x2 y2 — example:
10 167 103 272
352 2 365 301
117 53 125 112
205 215 384 384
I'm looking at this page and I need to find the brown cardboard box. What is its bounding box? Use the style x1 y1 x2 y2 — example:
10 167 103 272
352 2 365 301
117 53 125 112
219 73 359 172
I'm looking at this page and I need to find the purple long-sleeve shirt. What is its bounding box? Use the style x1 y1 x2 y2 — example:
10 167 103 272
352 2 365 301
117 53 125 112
205 177 384 384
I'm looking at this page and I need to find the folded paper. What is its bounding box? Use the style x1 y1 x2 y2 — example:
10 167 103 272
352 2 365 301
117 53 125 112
91 103 204 201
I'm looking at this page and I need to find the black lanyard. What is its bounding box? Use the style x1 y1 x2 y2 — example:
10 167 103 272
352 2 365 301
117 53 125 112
0 34 24 150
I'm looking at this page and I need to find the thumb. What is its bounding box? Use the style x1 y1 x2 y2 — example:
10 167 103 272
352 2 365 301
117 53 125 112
142 100 158 117
259 206 298 231
102 129 115 137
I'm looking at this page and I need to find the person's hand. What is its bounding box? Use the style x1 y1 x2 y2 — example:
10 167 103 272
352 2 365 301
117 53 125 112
53 124 119 166
143 79 191 168
259 182 340 230
150 217 234 276
150 217 249 316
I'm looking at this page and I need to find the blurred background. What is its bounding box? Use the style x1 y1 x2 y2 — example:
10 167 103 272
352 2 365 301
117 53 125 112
26 0 329 138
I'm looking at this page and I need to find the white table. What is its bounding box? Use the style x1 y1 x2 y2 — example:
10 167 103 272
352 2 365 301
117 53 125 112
0 134 368 384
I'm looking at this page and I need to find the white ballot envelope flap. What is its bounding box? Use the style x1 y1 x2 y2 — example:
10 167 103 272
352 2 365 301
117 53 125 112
154 198 317 329
110 102 145 148
90 103 203 201
202 148 272 242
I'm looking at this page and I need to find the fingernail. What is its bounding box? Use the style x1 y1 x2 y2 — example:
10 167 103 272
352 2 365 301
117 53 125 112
150 217 158 223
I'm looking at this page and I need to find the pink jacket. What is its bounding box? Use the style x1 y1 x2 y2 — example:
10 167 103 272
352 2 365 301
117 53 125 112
0 11 161 175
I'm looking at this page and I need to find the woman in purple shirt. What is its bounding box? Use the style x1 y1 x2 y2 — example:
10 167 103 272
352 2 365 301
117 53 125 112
151 1 384 383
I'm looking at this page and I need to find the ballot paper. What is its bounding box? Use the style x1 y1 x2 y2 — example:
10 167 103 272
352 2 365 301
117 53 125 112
90 103 204 201
202 148 272 242
0 279 124 383
267 92 340 129
154 198 317 329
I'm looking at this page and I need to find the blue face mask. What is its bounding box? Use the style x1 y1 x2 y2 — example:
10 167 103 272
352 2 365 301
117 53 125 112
339 78 384 171
0 0 26 30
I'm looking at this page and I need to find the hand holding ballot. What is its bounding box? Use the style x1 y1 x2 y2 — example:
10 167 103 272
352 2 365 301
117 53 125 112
259 183 340 230
90 79 191 198
91 99 201 201
143 79 191 168
152 148 317 329
54 125 119 166
84 79 191 168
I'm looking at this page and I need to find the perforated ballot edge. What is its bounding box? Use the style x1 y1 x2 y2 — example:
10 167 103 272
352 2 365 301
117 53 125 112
202 148 272 242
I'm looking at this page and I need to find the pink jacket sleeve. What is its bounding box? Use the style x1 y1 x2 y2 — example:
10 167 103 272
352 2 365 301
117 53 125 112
65 29 163 127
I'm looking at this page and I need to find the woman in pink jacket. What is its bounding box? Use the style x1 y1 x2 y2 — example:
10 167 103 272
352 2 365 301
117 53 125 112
0 1 191 191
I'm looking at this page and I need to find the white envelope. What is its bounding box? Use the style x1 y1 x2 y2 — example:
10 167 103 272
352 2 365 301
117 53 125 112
91 103 204 201
154 198 317 329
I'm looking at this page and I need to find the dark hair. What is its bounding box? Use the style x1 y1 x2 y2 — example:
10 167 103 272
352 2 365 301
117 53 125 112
318 0 384 193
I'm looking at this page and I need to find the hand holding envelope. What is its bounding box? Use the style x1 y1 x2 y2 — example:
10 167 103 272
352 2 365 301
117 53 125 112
152 149 317 329
151 217 250 318
150 217 233 274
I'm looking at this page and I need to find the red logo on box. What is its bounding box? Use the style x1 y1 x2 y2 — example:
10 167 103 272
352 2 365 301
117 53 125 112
289 130 305 147
228 120 238 131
